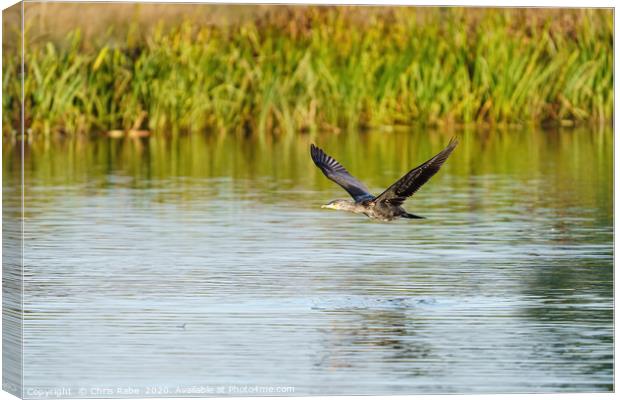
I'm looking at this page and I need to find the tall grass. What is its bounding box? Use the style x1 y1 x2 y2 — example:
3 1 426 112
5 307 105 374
2 7 613 137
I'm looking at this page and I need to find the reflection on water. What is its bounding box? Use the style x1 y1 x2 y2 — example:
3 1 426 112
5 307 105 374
3 127 613 395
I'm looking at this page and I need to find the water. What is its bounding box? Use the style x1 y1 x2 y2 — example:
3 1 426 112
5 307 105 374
3 127 613 396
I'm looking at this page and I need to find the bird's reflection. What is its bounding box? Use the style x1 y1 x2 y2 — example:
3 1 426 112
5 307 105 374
314 308 432 377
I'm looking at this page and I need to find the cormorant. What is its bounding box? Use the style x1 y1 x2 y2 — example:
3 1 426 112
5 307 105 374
310 138 458 221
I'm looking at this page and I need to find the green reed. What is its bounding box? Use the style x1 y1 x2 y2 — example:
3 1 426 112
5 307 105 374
2 7 613 137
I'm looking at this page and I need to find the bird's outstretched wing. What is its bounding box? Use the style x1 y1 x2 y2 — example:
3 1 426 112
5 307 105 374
310 144 374 202
374 137 459 207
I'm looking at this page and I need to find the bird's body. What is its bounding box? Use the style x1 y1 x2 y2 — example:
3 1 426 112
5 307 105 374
310 138 458 221
320 198 421 221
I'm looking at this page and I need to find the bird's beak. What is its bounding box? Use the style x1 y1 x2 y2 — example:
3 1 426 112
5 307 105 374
321 204 333 209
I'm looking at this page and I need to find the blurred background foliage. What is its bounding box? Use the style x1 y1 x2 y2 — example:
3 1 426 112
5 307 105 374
2 4 613 138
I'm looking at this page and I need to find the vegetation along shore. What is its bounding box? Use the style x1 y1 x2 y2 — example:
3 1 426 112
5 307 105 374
2 6 613 138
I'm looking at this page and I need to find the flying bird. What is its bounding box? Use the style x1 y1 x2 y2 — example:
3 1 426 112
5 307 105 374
310 138 458 221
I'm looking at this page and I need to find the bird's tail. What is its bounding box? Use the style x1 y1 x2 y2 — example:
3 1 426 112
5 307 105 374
402 212 425 219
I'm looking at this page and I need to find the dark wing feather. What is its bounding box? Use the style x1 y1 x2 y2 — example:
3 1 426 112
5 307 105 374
374 137 459 207
310 144 374 202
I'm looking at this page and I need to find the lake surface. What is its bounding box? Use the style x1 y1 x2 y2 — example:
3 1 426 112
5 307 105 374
3 127 613 396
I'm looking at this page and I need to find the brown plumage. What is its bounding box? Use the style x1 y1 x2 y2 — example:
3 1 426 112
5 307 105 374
310 138 459 221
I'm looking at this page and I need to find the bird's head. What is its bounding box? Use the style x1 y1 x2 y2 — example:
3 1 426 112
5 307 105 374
321 199 352 210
